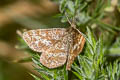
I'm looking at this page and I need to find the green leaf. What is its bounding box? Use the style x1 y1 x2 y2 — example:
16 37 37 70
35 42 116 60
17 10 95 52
67 1 75 14
63 65 68 80
30 74 42 80
60 0 67 13
72 71 83 80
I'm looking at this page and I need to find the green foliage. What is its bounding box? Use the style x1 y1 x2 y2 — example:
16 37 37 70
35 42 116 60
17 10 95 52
72 28 105 80
106 60 120 80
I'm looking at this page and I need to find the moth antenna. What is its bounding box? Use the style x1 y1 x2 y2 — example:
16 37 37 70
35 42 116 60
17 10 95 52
65 13 72 25
71 17 76 28
65 13 76 28
72 17 75 24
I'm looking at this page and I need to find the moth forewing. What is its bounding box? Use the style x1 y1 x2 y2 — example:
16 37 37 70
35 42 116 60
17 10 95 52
22 28 67 53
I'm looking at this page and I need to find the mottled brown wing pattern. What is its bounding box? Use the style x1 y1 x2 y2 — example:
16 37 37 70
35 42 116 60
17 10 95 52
23 28 69 68
40 35 68 68
22 27 85 70
66 27 86 70
23 28 67 52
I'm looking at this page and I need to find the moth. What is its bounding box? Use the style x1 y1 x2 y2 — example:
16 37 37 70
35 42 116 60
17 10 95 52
22 22 85 70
